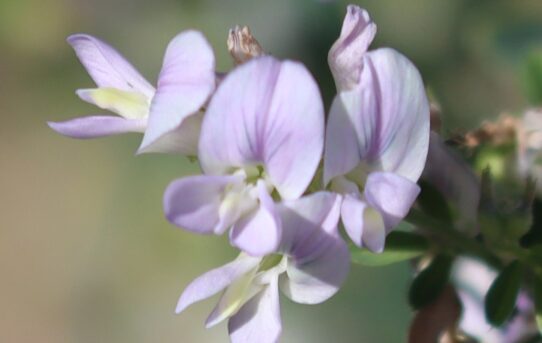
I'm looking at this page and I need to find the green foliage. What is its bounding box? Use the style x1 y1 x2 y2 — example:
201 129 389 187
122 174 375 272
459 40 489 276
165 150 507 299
408 254 453 310
350 231 429 267
521 198 542 248
417 181 453 223
523 50 542 106
485 261 523 326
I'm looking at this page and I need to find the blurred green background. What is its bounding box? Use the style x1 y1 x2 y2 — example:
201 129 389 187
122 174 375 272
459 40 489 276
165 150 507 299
2 0 542 342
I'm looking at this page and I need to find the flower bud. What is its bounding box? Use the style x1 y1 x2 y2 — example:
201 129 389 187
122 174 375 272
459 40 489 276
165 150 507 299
328 5 376 91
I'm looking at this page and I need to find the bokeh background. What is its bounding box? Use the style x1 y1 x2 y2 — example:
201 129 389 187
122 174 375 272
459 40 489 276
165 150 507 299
2 0 542 342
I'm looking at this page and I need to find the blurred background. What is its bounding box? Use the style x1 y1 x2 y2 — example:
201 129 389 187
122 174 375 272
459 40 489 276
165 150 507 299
2 0 542 342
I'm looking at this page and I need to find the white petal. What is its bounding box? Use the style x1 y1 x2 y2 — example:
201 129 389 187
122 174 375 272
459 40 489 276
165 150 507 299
230 181 281 256
228 277 282 343
176 255 260 314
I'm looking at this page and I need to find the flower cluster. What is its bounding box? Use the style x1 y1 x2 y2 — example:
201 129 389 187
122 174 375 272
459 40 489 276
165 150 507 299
49 5 430 342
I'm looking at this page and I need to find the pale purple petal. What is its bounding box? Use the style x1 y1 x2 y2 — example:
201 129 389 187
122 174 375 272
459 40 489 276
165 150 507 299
137 110 203 155
228 277 282 343
139 31 215 154
280 237 349 304
362 48 430 180
47 115 146 138
340 194 367 247
176 255 260 314
326 48 430 182
164 174 243 234
364 171 420 231
328 5 376 91
275 192 348 304
360 207 386 253
199 56 324 200
340 193 388 252
67 34 154 97
323 94 361 186
230 181 281 256
278 192 342 254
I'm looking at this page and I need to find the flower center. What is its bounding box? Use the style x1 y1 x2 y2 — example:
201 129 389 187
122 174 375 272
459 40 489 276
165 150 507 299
216 166 274 234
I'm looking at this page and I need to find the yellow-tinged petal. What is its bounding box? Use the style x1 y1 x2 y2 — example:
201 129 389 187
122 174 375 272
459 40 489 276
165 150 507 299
205 266 262 328
77 88 150 119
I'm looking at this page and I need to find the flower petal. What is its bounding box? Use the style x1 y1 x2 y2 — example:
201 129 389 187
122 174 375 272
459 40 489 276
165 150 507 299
280 236 349 304
199 56 324 200
205 265 262 328
164 174 243 234
47 115 146 138
176 254 260 314
230 180 281 256
323 93 362 186
67 34 154 97
340 194 367 247
340 193 387 252
277 192 342 254
76 88 149 119
326 48 430 182
275 192 348 304
137 110 203 155
328 5 377 91
228 276 282 343
360 206 386 253
139 31 215 154
363 171 420 231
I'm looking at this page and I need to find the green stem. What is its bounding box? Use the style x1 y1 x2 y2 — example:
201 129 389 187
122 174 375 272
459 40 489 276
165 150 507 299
406 209 503 269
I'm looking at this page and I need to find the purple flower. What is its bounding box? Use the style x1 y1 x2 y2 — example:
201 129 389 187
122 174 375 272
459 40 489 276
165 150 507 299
164 56 325 256
324 6 430 252
175 192 349 343
48 31 216 155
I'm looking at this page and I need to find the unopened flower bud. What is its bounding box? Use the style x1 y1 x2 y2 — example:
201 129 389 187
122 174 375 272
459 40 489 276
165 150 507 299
328 5 376 91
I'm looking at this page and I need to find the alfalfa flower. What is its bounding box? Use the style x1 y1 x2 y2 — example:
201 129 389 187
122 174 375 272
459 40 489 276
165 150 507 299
164 56 324 256
48 30 216 155
175 192 349 343
325 5 430 252
164 57 324 255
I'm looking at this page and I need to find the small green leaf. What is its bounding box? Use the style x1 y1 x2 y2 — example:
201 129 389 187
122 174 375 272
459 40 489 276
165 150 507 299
485 260 523 326
417 181 453 223
534 277 542 335
350 231 429 267
408 254 453 310
521 198 542 248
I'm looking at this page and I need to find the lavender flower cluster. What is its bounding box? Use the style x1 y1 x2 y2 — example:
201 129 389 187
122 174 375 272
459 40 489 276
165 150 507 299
49 5 436 342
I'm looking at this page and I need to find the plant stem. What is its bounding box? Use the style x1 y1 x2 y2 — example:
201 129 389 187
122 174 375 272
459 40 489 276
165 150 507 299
406 209 503 269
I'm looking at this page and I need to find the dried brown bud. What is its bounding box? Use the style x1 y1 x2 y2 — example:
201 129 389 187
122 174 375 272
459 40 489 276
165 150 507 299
455 114 519 148
227 25 264 64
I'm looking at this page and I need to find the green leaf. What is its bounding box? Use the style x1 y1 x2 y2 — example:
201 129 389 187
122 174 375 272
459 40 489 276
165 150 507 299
350 231 429 267
535 277 542 335
408 254 453 310
521 197 542 248
484 260 523 326
417 181 453 223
